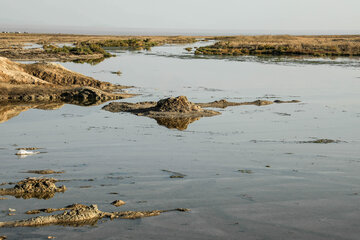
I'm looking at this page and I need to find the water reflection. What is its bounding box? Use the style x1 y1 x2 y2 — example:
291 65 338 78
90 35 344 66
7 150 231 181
154 117 200 130
0 102 64 124
0 98 113 124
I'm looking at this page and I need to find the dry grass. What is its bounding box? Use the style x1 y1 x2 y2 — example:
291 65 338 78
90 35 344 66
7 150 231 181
197 35 360 57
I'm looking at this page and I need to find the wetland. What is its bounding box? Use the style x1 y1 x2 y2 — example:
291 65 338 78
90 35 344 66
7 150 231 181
0 34 359 240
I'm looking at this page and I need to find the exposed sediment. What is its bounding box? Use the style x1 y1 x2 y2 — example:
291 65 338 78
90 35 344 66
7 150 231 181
102 96 220 130
103 96 300 130
0 57 135 122
0 57 133 103
24 170 64 175
196 99 300 108
0 177 66 199
0 204 190 227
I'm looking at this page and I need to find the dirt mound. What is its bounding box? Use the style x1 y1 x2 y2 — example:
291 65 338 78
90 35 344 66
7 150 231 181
155 96 203 113
102 96 220 130
0 57 51 86
102 96 220 118
22 62 126 91
0 177 66 199
0 57 135 107
102 96 300 130
0 204 190 227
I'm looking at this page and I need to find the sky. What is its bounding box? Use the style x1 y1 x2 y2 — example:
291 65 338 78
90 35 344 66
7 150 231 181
0 0 359 35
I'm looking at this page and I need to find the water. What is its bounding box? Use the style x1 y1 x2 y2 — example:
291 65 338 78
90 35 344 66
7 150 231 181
0 42 360 240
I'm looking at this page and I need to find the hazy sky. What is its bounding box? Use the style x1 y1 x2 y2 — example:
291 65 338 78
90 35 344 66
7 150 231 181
1 0 359 34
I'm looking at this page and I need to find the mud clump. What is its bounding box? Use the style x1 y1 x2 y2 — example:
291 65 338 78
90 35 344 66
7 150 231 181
196 99 299 108
24 170 64 175
103 96 300 130
103 96 220 130
26 204 88 215
301 139 341 144
155 96 204 113
162 170 186 179
103 96 219 118
0 177 66 199
0 204 190 227
111 200 126 207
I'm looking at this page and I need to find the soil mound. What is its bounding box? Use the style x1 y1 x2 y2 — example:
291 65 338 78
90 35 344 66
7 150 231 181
0 177 66 199
0 57 50 86
155 96 203 113
102 96 220 118
22 62 125 91
102 96 220 130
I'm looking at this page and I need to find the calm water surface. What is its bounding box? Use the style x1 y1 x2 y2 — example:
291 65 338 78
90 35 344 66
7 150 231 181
0 42 359 240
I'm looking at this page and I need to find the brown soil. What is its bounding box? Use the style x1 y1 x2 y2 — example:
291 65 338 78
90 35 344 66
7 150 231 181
197 99 300 108
102 97 300 130
0 177 66 199
102 96 220 130
0 57 135 122
22 62 125 91
0 204 190 227
196 99 274 108
26 204 89 214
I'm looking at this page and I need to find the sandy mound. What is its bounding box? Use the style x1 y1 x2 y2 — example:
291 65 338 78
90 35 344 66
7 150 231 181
0 57 51 85
22 62 126 91
0 57 135 115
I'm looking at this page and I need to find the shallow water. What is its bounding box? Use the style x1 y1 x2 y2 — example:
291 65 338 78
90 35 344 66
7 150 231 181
0 42 360 239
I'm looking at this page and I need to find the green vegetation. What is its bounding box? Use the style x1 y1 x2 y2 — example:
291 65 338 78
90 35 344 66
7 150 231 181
195 35 360 57
43 38 161 59
43 43 112 58
94 38 159 50
184 47 192 52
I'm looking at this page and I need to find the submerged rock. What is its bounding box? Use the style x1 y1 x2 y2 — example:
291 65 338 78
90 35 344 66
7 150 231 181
0 177 66 199
0 204 190 227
